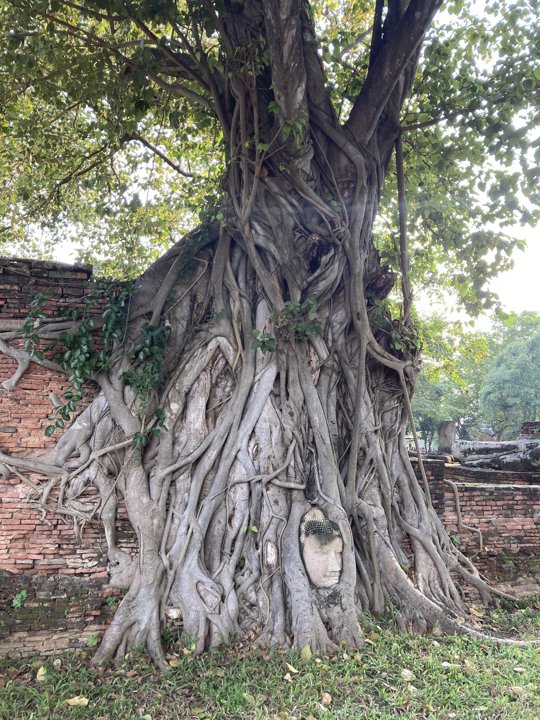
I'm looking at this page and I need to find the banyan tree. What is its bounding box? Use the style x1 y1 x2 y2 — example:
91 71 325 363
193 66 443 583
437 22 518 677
0 0 536 667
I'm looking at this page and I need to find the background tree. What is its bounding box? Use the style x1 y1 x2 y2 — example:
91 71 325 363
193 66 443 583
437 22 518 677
0 0 538 668
413 312 540 447
480 332 540 440
412 316 491 448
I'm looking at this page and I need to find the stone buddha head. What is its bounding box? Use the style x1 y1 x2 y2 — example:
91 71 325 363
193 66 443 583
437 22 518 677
300 508 343 588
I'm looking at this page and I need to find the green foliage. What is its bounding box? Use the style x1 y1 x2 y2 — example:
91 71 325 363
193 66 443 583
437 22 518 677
480 333 540 439
22 294 48 361
251 330 277 353
86 633 99 648
276 300 321 342
96 283 133 368
21 283 131 436
0 0 537 307
375 1 539 314
11 589 28 610
129 408 168 449
413 312 540 446
0 0 535 319
122 321 168 410
282 115 307 147
413 315 492 447
369 300 420 355
22 282 170 436
0 0 223 277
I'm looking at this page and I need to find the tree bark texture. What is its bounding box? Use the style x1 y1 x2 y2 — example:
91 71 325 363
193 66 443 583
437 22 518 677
0 0 507 667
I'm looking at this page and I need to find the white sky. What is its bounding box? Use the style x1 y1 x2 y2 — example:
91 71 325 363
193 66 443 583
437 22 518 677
488 225 540 315
414 223 539 329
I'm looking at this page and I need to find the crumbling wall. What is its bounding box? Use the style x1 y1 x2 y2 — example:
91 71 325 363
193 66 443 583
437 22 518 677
419 459 540 580
0 258 134 656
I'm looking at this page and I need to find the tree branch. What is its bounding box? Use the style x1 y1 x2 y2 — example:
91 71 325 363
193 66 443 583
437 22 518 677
58 0 125 23
346 0 443 143
395 133 412 323
300 2 336 124
126 13 211 92
121 133 199 178
261 0 309 137
401 94 507 132
44 12 214 112
0 338 64 390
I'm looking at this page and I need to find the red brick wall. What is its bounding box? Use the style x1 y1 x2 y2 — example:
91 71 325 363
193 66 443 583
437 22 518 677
0 258 132 655
418 460 540 578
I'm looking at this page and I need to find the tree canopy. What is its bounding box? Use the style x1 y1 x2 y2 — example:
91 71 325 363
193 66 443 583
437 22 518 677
413 311 540 447
1 0 538 300
480 327 540 440
412 315 490 448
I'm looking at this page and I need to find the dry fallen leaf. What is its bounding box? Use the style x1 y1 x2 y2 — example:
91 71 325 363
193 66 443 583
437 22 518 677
470 605 485 618
300 644 312 662
400 668 415 681
321 692 332 704
513 667 526 673
285 662 299 674
283 672 293 683
65 696 89 707
36 666 47 683
168 658 182 668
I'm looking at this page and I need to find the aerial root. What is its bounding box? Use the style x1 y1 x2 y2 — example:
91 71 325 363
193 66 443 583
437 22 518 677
381 546 539 646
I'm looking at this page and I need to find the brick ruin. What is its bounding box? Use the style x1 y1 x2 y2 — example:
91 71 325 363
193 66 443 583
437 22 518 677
419 461 540 581
0 257 539 656
0 258 134 656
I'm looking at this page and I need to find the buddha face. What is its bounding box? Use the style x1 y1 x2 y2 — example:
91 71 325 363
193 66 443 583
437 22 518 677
300 510 343 588
302 533 343 587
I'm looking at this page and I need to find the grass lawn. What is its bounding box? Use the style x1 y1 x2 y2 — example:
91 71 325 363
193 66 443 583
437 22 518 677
0 601 539 719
